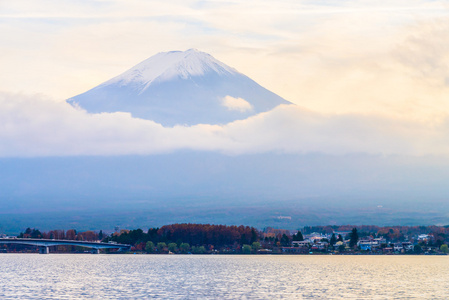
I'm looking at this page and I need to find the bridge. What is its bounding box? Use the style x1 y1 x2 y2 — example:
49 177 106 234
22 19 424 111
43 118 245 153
0 238 131 254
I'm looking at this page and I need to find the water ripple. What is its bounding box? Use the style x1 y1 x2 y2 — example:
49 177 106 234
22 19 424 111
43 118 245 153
0 254 447 299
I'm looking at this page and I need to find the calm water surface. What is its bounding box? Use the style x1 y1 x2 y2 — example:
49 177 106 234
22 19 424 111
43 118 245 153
0 254 447 299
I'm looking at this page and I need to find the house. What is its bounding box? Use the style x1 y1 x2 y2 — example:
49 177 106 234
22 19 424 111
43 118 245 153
282 247 309 254
382 247 393 254
374 237 387 245
311 243 326 251
393 243 403 252
402 242 413 251
418 234 430 242
292 241 310 247
333 231 351 239
304 232 327 243
359 242 373 251
257 249 273 254
357 237 384 251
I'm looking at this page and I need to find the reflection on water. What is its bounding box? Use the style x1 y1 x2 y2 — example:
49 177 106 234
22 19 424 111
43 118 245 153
0 254 447 299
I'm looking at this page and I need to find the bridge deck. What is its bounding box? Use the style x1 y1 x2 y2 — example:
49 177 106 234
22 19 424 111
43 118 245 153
0 238 131 250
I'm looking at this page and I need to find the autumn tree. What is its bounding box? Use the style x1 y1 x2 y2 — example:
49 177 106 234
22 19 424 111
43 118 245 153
66 229 77 240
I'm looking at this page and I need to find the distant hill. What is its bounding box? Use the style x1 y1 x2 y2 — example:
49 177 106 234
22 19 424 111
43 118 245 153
1 153 449 233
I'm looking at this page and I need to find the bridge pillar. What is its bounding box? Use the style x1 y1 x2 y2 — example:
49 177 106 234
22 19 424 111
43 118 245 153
39 246 49 254
91 248 100 254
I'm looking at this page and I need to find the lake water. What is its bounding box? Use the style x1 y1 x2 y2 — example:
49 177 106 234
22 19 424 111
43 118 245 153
0 254 447 299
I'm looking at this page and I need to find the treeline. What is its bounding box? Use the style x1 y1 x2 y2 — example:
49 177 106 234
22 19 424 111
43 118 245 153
11 223 449 254
18 227 103 241
10 223 291 254
106 224 260 253
7 228 105 253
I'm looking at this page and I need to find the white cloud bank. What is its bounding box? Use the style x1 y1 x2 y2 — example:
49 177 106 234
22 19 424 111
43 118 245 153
1 92 448 157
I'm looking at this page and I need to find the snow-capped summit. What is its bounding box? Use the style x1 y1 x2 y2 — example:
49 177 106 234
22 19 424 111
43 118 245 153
105 49 238 91
68 49 291 126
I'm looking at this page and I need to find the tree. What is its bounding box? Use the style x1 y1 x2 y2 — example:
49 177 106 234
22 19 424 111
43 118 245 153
81 231 97 241
157 242 167 253
440 244 449 254
280 234 290 246
414 245 423 254
337 234 343 242
29 229 42 239
180 243 190 254
293 231 304 241
147 228 159 243
66 229 77 240
252 242 261 252
250 229 258 243
192 246 206 254
242 244 252 254
168 243 177 253
349 228 359 248
145 241 155 253
330 234 337 247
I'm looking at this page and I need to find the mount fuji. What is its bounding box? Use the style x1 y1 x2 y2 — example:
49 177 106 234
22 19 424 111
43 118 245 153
68 49 291 126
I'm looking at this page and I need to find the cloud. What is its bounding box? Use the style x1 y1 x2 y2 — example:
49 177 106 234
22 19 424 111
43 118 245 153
1 0 449 112
1 1 449 158
221 96 253 112
1 92 448 157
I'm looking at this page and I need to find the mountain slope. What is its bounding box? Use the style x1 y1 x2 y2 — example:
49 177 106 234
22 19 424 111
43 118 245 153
67 49 291 126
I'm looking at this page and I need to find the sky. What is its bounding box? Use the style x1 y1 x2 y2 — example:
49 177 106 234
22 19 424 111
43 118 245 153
1 0 449 157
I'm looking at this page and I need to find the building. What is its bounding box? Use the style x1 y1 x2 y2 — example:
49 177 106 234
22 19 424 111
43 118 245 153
282 247 309 254
292 241 310 247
